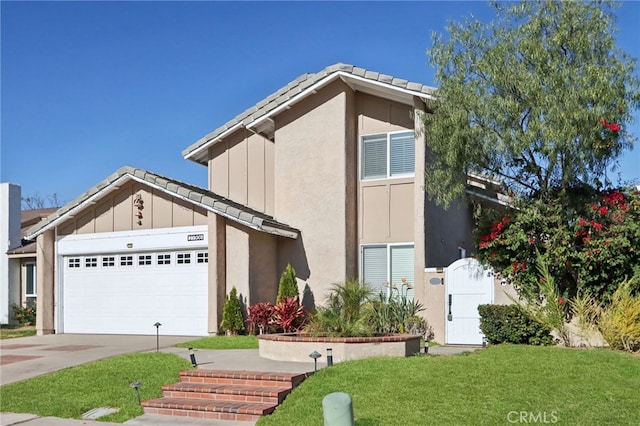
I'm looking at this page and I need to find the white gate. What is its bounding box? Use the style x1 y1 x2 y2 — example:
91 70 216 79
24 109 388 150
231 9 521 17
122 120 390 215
445 258 494 345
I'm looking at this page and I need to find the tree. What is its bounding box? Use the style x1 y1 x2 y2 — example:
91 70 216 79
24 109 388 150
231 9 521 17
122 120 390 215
22 193 62 210
220 287 245 335
277 264 299 304
475 186 640 301
423 0 640 207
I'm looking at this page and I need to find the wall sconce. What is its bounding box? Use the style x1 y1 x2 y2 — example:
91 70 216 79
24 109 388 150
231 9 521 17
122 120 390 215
309 350 321 372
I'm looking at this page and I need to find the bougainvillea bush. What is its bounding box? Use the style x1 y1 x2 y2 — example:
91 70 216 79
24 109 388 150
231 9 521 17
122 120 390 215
475 186 640 303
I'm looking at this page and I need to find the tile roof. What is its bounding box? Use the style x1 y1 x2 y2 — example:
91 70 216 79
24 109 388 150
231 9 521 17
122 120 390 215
24 166 299 240
182 63 437 164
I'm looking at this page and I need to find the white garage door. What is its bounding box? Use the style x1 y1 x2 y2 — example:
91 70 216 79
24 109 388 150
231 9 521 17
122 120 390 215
58 228 209 336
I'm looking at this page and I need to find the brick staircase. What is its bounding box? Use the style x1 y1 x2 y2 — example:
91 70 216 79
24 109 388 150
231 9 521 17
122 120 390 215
142 369 311 422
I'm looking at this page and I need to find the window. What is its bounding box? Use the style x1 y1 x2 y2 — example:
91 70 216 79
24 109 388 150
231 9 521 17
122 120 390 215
197 252 208 264
120 255 133 266
177 253 191 264
68 258 81 268
361 131 415 180
85 257 98 268
138 255 152 266
102 256 115 267
25 263 36 297
157 254 171 265
361 244 415 301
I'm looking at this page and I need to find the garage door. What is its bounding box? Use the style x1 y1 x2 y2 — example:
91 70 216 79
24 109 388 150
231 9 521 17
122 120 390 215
61 249 208 335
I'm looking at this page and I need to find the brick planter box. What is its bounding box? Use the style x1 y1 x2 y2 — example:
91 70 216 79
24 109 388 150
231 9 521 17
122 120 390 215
258 333 421 363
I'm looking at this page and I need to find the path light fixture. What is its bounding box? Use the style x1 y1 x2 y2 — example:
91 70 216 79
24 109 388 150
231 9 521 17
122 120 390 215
309 350 322 372
188 347 198 367
326 348 333 367
130 381 142 405
153 322 162 352
482 336 487 348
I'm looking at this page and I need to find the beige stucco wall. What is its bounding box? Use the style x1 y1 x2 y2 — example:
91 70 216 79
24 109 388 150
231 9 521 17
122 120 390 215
273 79 356 304
208 130 275 216
35 230 55 335
57 182 207 235
207 213 226 334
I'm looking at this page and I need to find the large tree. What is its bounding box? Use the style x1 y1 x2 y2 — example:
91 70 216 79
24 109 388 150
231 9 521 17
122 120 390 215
423 0 640 207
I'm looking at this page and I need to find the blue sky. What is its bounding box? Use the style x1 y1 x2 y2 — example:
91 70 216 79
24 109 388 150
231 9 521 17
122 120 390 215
2 1 639 205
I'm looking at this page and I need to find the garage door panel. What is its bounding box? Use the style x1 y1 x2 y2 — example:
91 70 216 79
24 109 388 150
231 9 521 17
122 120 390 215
62 249 208 336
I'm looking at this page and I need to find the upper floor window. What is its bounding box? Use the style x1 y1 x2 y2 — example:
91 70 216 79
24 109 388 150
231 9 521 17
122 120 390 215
361 131 415 180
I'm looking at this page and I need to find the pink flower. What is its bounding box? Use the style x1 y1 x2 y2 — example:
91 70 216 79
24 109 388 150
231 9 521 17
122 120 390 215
558 297 566 305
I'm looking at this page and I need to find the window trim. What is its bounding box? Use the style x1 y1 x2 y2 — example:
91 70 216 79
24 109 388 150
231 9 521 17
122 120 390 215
360 130 415 181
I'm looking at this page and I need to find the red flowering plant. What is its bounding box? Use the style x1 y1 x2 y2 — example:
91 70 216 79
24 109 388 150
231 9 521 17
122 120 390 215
475 185 640 304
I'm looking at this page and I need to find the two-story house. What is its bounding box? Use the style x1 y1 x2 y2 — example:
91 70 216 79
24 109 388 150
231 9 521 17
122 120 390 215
25 63 511 344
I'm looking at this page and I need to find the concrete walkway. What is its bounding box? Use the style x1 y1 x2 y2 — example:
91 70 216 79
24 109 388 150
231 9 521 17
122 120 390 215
1 334 479 425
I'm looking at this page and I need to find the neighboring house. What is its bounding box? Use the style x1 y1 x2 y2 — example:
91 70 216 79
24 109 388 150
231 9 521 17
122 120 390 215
25 63 514 344
0 182 56 324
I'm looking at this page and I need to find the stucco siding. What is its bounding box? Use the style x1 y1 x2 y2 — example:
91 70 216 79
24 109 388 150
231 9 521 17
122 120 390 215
274 79 351 303
225 222 250 307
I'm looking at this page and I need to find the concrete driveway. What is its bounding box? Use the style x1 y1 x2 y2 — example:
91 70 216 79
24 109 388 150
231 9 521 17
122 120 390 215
0 333 198 386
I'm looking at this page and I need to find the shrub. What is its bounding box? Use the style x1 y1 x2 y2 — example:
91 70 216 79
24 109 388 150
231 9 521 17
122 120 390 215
478 304 555 345
306 280 374 337
277 264 299 304
365 291 425 335
598 279 640 353
220 287 245 335
12 303 36 326
247 302 275 335
272 297 305 333
515 253 570 345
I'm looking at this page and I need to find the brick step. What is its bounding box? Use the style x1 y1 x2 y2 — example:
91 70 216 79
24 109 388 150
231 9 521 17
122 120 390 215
179 369 308 388
142 398 269 422
162 382 292 404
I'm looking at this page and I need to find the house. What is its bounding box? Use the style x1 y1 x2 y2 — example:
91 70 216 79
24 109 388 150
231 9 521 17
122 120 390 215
1 183 57 324
24 63 513 344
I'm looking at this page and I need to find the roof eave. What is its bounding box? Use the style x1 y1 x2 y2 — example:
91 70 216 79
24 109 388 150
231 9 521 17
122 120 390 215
182 69 436 164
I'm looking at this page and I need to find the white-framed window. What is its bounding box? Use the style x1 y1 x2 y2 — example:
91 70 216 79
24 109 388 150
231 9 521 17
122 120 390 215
102 256 115 267
120 255 133 266
68 258 81 268
157 254 171 265
361 130 415 180
25 263 37 297
138 255 152 266
197 252 208 264
85 257 98 268
361 244 415 301
177 253 191 264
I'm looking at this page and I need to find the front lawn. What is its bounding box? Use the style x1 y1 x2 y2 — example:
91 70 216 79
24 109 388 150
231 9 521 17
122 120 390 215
176 334 258 350
0 352 191 423
258 345 640 425
0 325 36 339
1 345 637 424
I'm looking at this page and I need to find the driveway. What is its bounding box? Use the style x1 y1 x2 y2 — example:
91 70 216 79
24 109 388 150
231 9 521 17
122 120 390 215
0 333 197 386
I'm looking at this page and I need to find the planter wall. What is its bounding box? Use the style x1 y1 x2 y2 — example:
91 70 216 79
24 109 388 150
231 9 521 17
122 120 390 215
258 333 421 363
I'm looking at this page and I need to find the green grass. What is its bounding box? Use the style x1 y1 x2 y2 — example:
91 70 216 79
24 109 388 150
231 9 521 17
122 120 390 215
0 352 191 423
258 345 640 425
176 334 258 349
0 325 36 339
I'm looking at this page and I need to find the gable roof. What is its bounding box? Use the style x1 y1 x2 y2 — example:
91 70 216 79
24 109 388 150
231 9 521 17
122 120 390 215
182 62 437 165
24 166 299 241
